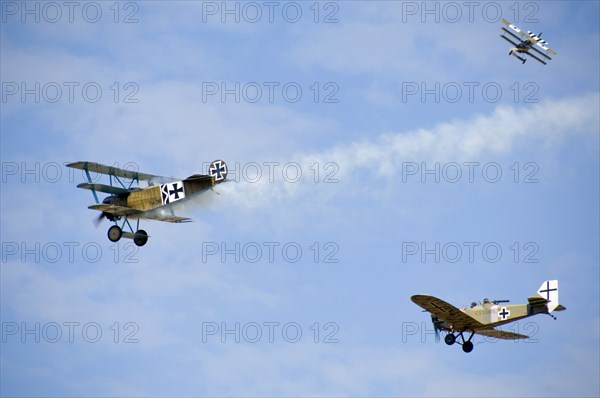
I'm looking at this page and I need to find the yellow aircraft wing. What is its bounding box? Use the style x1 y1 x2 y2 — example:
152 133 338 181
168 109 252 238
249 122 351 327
474 329 529 340
411 295 484 330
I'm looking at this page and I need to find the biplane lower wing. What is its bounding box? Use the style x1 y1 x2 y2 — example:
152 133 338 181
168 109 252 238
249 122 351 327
411 295 484 330
142 213 193 223
474 328 529 340
77 183 131 195
89 204 141 217
89 204 192 223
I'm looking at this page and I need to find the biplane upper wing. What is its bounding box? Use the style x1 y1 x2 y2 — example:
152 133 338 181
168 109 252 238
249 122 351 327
474 328 529 340
67 161 178 183
89 204 192 223
411 295 484 330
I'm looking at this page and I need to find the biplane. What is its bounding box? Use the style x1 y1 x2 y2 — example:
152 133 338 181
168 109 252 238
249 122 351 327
500 18 556 64
67 160 228 246
411 280 566 353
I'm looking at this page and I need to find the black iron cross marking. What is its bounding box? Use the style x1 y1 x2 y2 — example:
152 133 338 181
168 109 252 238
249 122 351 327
169 183 184 200
498 307 510 320
210 162 226 180
539 281 557 301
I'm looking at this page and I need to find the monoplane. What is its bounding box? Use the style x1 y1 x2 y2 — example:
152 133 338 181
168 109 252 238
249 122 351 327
500 18 556 64
411 280 565 353
67 160 228 246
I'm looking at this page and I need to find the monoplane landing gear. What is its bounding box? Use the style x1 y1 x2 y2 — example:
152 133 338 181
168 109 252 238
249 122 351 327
445 333 456 346
462 341 474 353
456 331 475 353
133 229 148 247
108 225 122 242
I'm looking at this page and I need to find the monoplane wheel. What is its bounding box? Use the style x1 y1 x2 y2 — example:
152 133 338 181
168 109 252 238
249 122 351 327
133 229 148 247
462 341 474 353
444 334 456 346
108 225 122 242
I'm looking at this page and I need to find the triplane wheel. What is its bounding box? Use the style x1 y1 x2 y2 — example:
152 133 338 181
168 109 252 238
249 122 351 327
444 334 456 346
108 225 122 242
462 341 474 353
133 229 148 247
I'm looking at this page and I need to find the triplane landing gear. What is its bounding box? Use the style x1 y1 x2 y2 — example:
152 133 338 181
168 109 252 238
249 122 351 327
444 331 475 353
107 217 149 247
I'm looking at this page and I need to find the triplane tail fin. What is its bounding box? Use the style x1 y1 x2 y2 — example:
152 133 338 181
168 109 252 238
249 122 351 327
536 280 564 313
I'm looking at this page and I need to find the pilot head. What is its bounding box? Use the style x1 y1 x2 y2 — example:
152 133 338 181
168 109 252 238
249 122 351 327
483 298 490 304
470 302 477 308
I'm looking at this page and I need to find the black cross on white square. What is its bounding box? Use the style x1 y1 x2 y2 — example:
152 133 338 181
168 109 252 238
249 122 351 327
209 160 227 181
161 182 185 204
538 281 558 301
498 307 510 320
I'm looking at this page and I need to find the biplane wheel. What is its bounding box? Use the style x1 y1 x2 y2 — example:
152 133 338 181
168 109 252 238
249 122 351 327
444 334 456 346
133 229 148 247
108 225 122 242
462 341 474 353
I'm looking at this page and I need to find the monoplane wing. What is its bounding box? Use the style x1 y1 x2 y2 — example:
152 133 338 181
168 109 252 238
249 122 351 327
474 328 529 340
67 161 178 183
411 295 484 330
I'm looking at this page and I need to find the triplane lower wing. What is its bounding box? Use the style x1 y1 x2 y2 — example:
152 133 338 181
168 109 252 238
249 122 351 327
67 160 228 246
500 18 556 65
411 280 565 353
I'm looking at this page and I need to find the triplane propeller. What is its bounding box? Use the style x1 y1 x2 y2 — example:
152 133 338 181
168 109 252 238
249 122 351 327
411 280 566 353
67 160 228 247
499 18 556 65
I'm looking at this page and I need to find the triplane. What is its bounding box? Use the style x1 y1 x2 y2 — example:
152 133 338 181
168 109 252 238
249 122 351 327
67 160 228 246
499 18 556 65
411 280 565 353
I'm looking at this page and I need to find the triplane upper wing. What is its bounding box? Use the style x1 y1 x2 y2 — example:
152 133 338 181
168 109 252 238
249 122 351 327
67 160 228 246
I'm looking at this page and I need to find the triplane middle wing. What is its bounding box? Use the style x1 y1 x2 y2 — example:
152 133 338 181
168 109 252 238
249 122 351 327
67 160 228 246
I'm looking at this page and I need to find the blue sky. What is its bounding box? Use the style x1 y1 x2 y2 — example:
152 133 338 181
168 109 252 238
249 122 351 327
1 1 599 396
